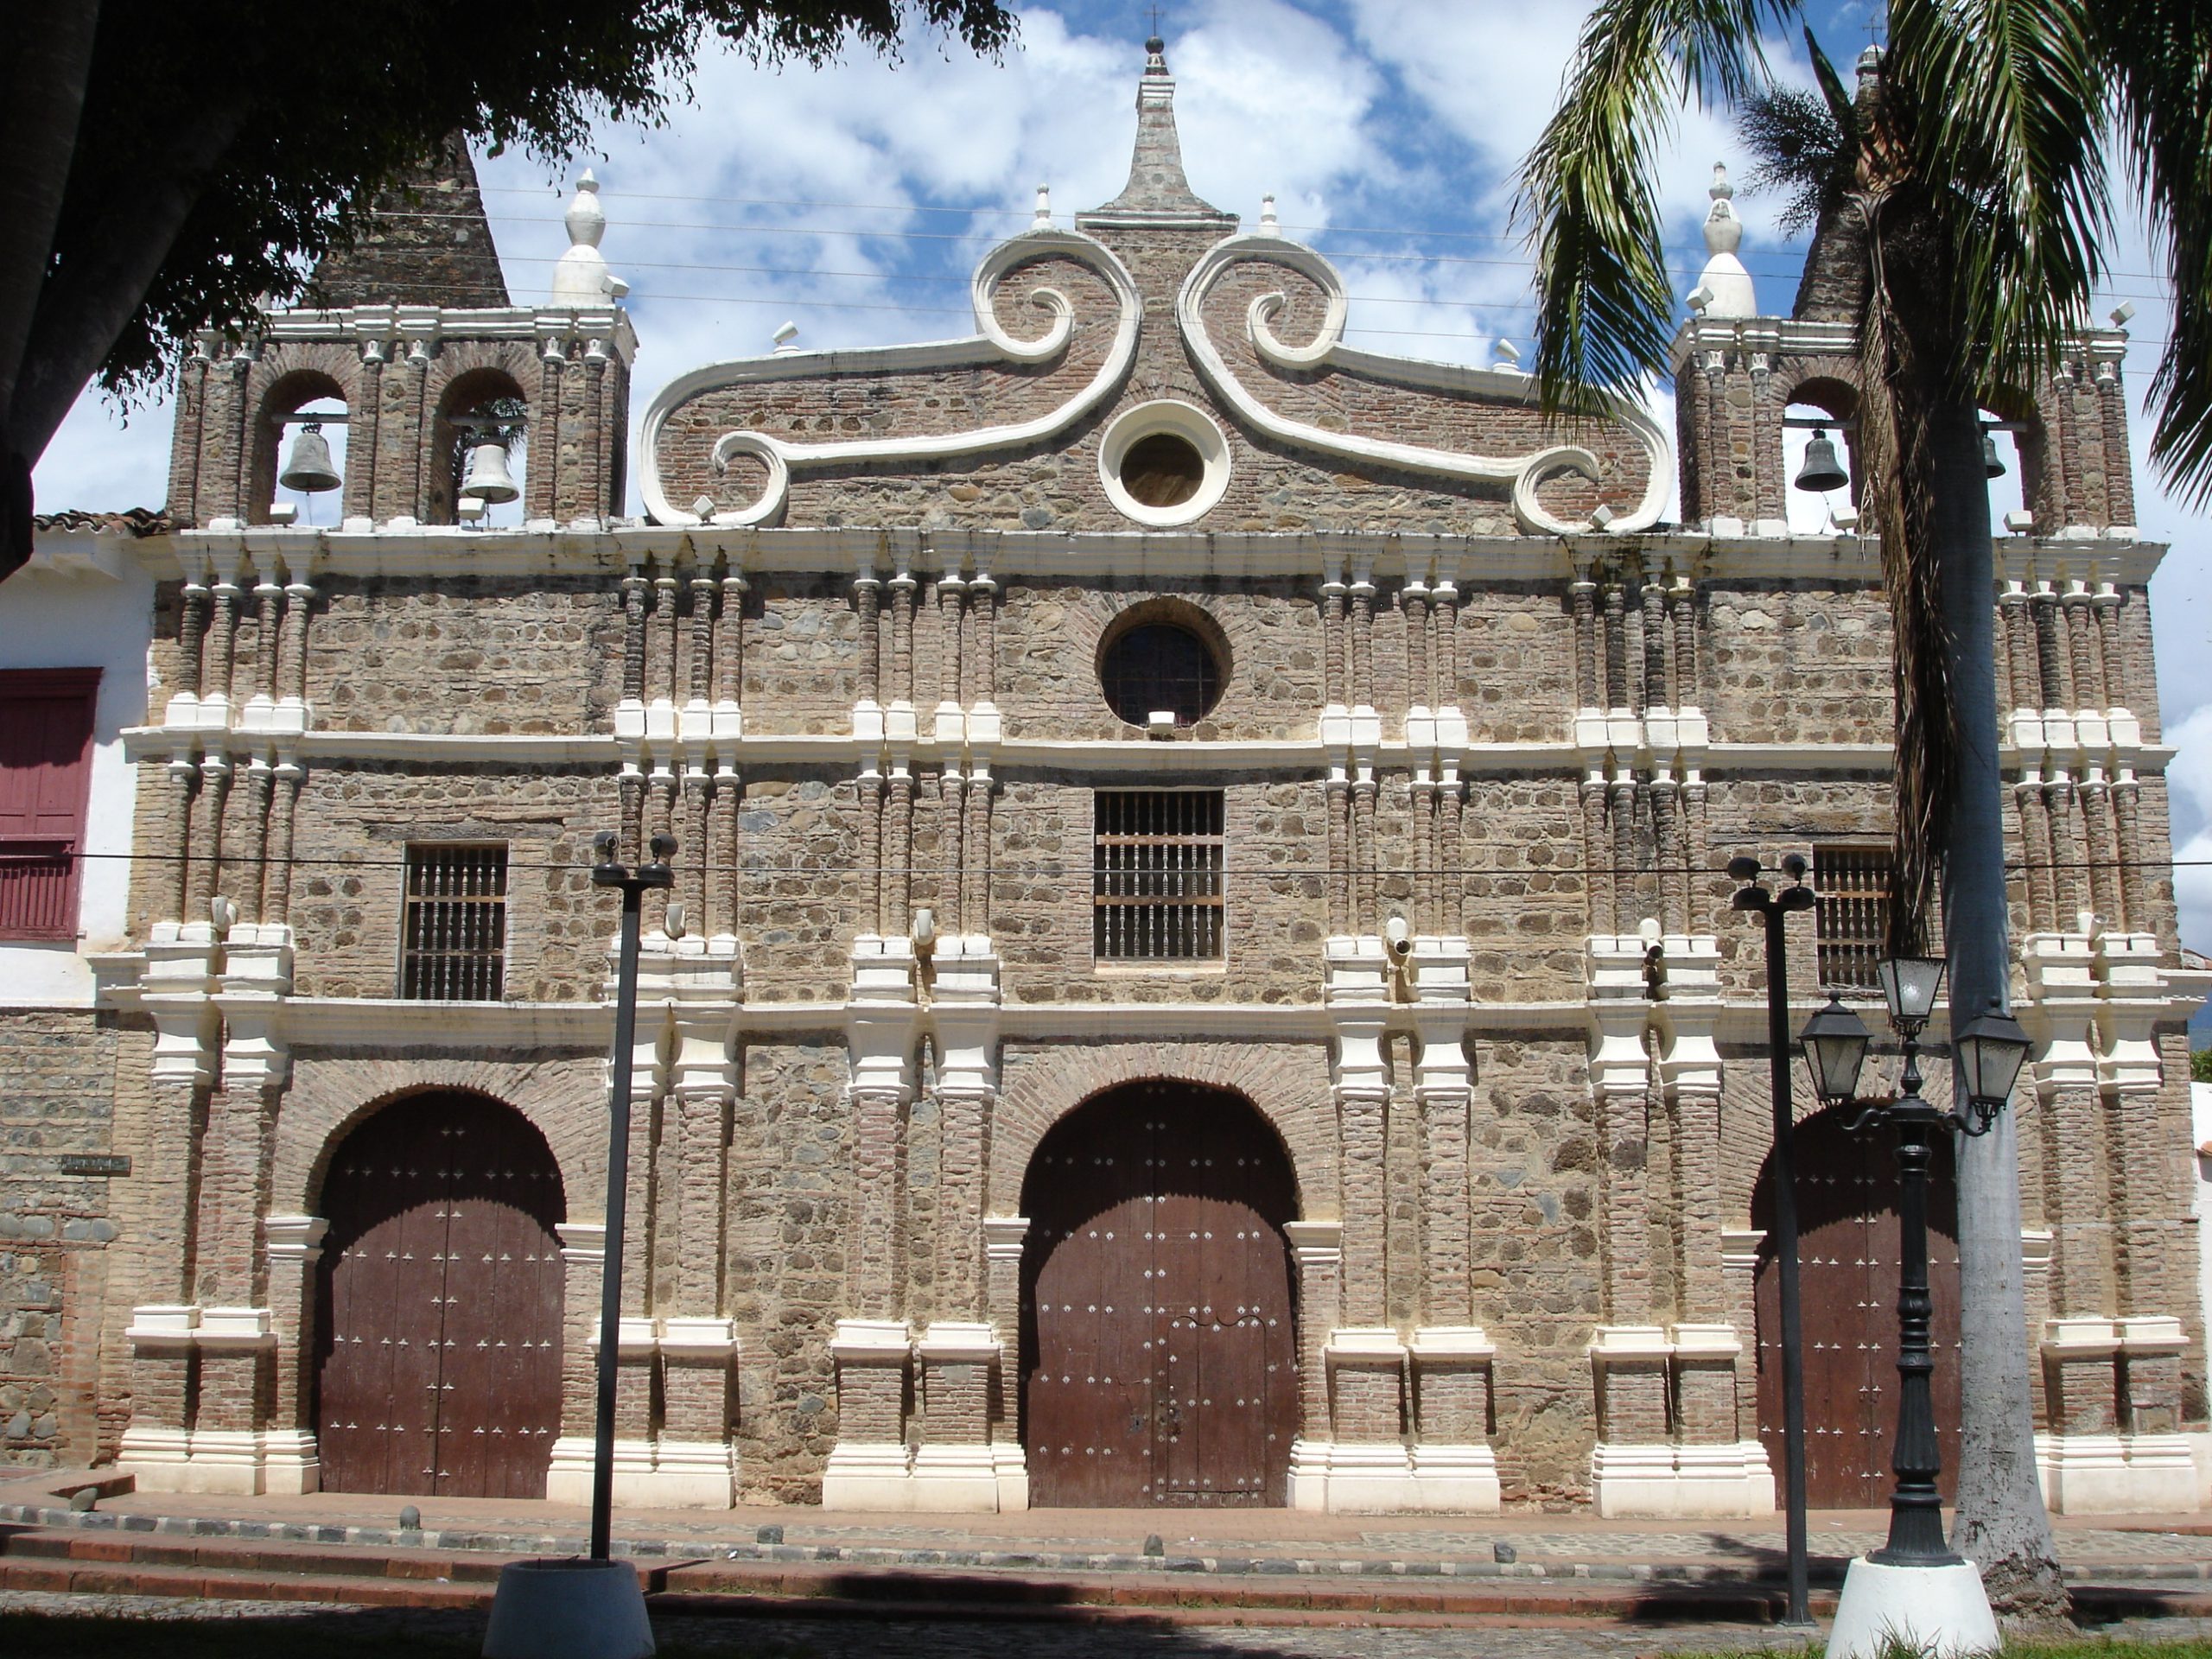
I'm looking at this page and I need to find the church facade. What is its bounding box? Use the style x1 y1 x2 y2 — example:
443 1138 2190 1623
9 41 2204 1518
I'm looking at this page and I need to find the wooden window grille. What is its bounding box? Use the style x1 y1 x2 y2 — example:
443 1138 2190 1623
1814 845 1891 992
1093 790 1224 961
400 844 508 1001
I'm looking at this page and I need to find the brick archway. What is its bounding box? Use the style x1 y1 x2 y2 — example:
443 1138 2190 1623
990 1039 1338 1219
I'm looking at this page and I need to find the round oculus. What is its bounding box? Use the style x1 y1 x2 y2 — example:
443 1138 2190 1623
1097 400 1230 526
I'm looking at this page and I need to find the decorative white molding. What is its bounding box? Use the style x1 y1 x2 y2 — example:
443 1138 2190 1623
1096 399 1231 526
125 522 2174 594
1176 233 1670 535
640 229 1142 528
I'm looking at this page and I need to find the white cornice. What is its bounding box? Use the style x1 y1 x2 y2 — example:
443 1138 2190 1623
137 524 2172 588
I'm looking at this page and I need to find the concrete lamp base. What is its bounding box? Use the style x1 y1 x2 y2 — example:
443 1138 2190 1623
484 1558 655 1659
1827 1557 2000 1659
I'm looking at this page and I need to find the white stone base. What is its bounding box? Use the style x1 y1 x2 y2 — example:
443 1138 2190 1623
821 1440 1029 1511
632 1437 740 1509
1404 1442 1503 1512
1590 1440 1774 1518
257 1428 322 1495
1284 1440 1501 1514
820 1440 916 1510
2037 1431 2200 1515
544 1435 661 1507
911 1443 1007 1511
1827 1557 1999 1659
120 1426 320 1496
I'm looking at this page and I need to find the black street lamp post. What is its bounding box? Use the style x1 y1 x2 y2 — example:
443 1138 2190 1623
1728 853 1816 1628
1797 957 2030 1567
588 830 675 1563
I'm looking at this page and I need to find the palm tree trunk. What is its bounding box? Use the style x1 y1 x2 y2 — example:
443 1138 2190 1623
1928 397 2067 1618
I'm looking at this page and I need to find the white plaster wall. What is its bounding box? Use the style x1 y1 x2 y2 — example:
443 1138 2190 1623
0 539 153 1006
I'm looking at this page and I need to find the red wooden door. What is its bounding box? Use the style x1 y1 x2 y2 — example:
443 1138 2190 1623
0 668 99 938
1754 1108 1961 1508
316 1092 565 1497
1021 1083 1299 1507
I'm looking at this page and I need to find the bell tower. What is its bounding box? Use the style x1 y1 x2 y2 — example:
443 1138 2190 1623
165 139 635 530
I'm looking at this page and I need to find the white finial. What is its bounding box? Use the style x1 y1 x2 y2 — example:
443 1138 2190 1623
693 494 716 518
1259 194 1279 235
550 169 627 306
1688 160 1757 319
1491 336 1522 368
772 320 800 354
1033 182 1052 229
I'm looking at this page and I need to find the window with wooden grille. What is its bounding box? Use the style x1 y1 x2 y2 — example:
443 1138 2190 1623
1093 791 1224 962
400 844 508 1001
0 669 99 941
1814 845 1891 992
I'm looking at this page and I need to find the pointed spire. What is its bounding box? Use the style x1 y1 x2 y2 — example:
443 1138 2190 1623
1689 162 1757 318
1076 36 1236 233
550 170 629 305
314 132 511 309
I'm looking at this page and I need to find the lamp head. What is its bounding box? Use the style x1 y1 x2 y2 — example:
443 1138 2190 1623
1800 994 1873 1109
593 830 620 866
1877 954 1947 1029
1953 1008 2031 1132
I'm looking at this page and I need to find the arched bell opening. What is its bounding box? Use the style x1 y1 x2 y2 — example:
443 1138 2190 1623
310 1088 567 1497
1750 1102 1961 1508
431 367 531 528
254 370 350 527
1782 378 1863 534
1017 1079 1300 1507
1977 388 2046 533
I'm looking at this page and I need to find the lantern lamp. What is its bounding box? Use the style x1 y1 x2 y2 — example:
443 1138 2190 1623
1800 995 1874 1110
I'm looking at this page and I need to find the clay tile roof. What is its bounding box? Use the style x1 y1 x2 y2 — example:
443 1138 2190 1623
32 507 171 537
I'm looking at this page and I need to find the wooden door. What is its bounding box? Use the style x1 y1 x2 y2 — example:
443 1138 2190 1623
1020 1083 1299 1506
316 1092 565 1497
1754 1108 1961 1508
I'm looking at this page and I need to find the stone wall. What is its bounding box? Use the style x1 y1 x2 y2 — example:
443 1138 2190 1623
283 763 620 1001
728 1039 849 1500
0 1010 123 1467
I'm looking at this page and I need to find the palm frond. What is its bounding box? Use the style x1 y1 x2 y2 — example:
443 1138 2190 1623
1886 0 2110 397
2098 0 2212 505
1516 0 1797 418
1738 86 1842 237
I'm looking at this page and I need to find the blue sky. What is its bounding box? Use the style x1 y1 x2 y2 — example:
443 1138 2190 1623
32 0 2210 963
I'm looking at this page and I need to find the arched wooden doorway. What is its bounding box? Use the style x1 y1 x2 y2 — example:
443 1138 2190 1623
1753 1105 1961 1508
1020 1081 1300 1506
315 1090 565 1497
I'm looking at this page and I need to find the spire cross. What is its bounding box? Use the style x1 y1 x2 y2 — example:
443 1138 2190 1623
1147 4 1164 37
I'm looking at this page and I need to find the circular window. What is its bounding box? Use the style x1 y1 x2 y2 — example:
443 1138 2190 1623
1098 400 1230 526
1119 433 1205 508
1101 620 1222 727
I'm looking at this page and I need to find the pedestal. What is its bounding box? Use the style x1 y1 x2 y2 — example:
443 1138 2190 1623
822 1319 913 1509
484 1558 655 1659
1827 1558 1999 1659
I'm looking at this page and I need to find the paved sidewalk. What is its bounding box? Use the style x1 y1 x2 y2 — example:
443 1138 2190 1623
5 1466 2209 1586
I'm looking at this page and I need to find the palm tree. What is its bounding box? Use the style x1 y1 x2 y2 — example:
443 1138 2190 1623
1517 0 2212 1615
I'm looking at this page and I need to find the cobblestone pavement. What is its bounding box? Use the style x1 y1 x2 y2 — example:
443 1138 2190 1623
9 1591 2212 1658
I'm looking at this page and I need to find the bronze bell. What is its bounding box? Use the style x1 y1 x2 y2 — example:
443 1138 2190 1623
1794 427 1848 493
277 424 341 493
459 442 520 505
1982 429 2006 479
